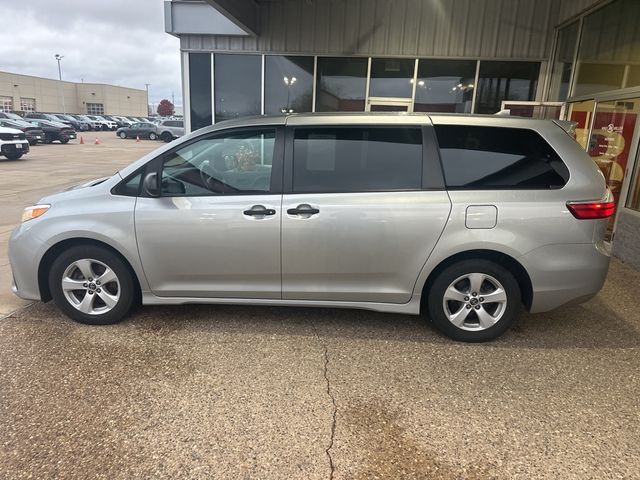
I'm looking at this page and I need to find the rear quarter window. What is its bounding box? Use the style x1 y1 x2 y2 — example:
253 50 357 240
434 125 569 189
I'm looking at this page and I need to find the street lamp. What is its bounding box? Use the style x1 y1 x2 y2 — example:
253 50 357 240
54 54 66 113
283 76 297 112
54 54 64 80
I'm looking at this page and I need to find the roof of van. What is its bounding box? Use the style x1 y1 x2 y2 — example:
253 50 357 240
207 111 551 130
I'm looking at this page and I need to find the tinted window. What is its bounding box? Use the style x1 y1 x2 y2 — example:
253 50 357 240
475 62 540 114
369 59 415 98
293 127 422 193
113 173 142 196
161 129 275 196
265 56 314 114
189 53 212 130
414 60 476 113
214 54 261 123
315 57 368 112
434 125 569 189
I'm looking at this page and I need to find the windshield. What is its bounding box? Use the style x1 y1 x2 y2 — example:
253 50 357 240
1 119 31 128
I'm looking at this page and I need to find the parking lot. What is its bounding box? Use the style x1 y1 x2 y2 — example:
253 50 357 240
1 134 640 479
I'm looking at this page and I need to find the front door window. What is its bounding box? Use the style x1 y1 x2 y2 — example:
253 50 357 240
161 130 275 196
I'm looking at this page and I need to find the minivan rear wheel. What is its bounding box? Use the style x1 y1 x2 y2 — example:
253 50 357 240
427 259 521 342
49 245 135 325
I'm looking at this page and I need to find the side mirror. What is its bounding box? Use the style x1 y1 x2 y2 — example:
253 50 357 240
142 172 160 197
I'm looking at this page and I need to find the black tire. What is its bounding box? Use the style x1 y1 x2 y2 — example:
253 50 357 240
49 245 135 325
5 153 23 160
149 132 158 141
427 259 521 342
101 125 109 131
119 131 127 139
161 132 173 143
60 138 70 144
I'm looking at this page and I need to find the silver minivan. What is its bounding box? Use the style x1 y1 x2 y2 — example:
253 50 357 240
9 113 613 341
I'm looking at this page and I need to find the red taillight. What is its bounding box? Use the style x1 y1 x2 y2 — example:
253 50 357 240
566 200 616 219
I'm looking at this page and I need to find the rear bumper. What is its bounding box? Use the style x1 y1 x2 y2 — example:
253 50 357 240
519 242 610 313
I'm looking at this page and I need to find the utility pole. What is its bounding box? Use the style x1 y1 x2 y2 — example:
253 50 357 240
145 83 151 115
54 54 66 113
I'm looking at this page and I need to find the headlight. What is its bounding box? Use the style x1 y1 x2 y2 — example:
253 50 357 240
21 204 50 222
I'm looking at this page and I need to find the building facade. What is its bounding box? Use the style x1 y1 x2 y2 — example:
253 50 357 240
166 0 640 268
0 71 148 116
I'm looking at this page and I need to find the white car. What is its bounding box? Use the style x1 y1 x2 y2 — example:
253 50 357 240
86 115 117 131
0 125 30 160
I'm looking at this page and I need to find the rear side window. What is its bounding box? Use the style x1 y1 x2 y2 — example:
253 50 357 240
434 125 569 189
292 127 422 193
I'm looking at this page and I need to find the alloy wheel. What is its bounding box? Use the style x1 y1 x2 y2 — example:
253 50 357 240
61 258 120 315
442 272 507 331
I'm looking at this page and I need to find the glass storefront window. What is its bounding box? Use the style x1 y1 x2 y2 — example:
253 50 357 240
189 53 212 130
586 99 640 239
265 56 313 114
548 21 579 101
475 61 540 114
369 58 415 98
315 57 368 112
573 63 626 97
573 0 640 96
214 54 261 123
414 60 475 113
628 161 640 211
567 100 595 150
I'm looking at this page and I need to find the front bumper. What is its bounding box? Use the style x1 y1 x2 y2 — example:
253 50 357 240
8 223 43 301
520 242 611 313
1 142 29 155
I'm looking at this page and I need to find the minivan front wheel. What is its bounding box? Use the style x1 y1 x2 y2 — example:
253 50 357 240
427 259 521 342
49 245 135 325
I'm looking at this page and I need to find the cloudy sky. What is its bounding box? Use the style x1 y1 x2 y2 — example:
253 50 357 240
0 0 182 107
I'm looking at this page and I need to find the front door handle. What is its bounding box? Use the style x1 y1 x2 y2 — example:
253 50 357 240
243 205 276 216
287 204 320 216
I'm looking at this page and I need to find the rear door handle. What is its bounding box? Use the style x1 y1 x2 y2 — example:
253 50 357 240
243 205 276 216
287 204 320 216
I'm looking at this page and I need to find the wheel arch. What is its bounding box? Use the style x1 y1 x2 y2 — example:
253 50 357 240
38 237 142 303
420 249 533 312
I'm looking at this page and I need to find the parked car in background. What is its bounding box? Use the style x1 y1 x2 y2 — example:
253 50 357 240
0 125 29 160
86 115 117 131
102 115 129 128
0 111 25 121
116 122 158 140
111 116 133 127
8 113 613 342
0 119 45 145
53 114 90 131
23 119 76 144
155 119 184 142
25 113 77 131
71 114 101 131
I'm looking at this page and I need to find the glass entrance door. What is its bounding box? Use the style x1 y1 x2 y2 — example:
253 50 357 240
367 99 411 112
586 98 640 239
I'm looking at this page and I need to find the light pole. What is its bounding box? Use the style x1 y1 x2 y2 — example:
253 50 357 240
283 76 296 113
145 83 151 115
54 54 66 113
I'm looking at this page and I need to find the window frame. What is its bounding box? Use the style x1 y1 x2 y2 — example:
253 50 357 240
115 125 285 198
282 124 444 194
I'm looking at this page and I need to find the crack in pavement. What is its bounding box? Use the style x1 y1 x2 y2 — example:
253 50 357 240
311 321 337 480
